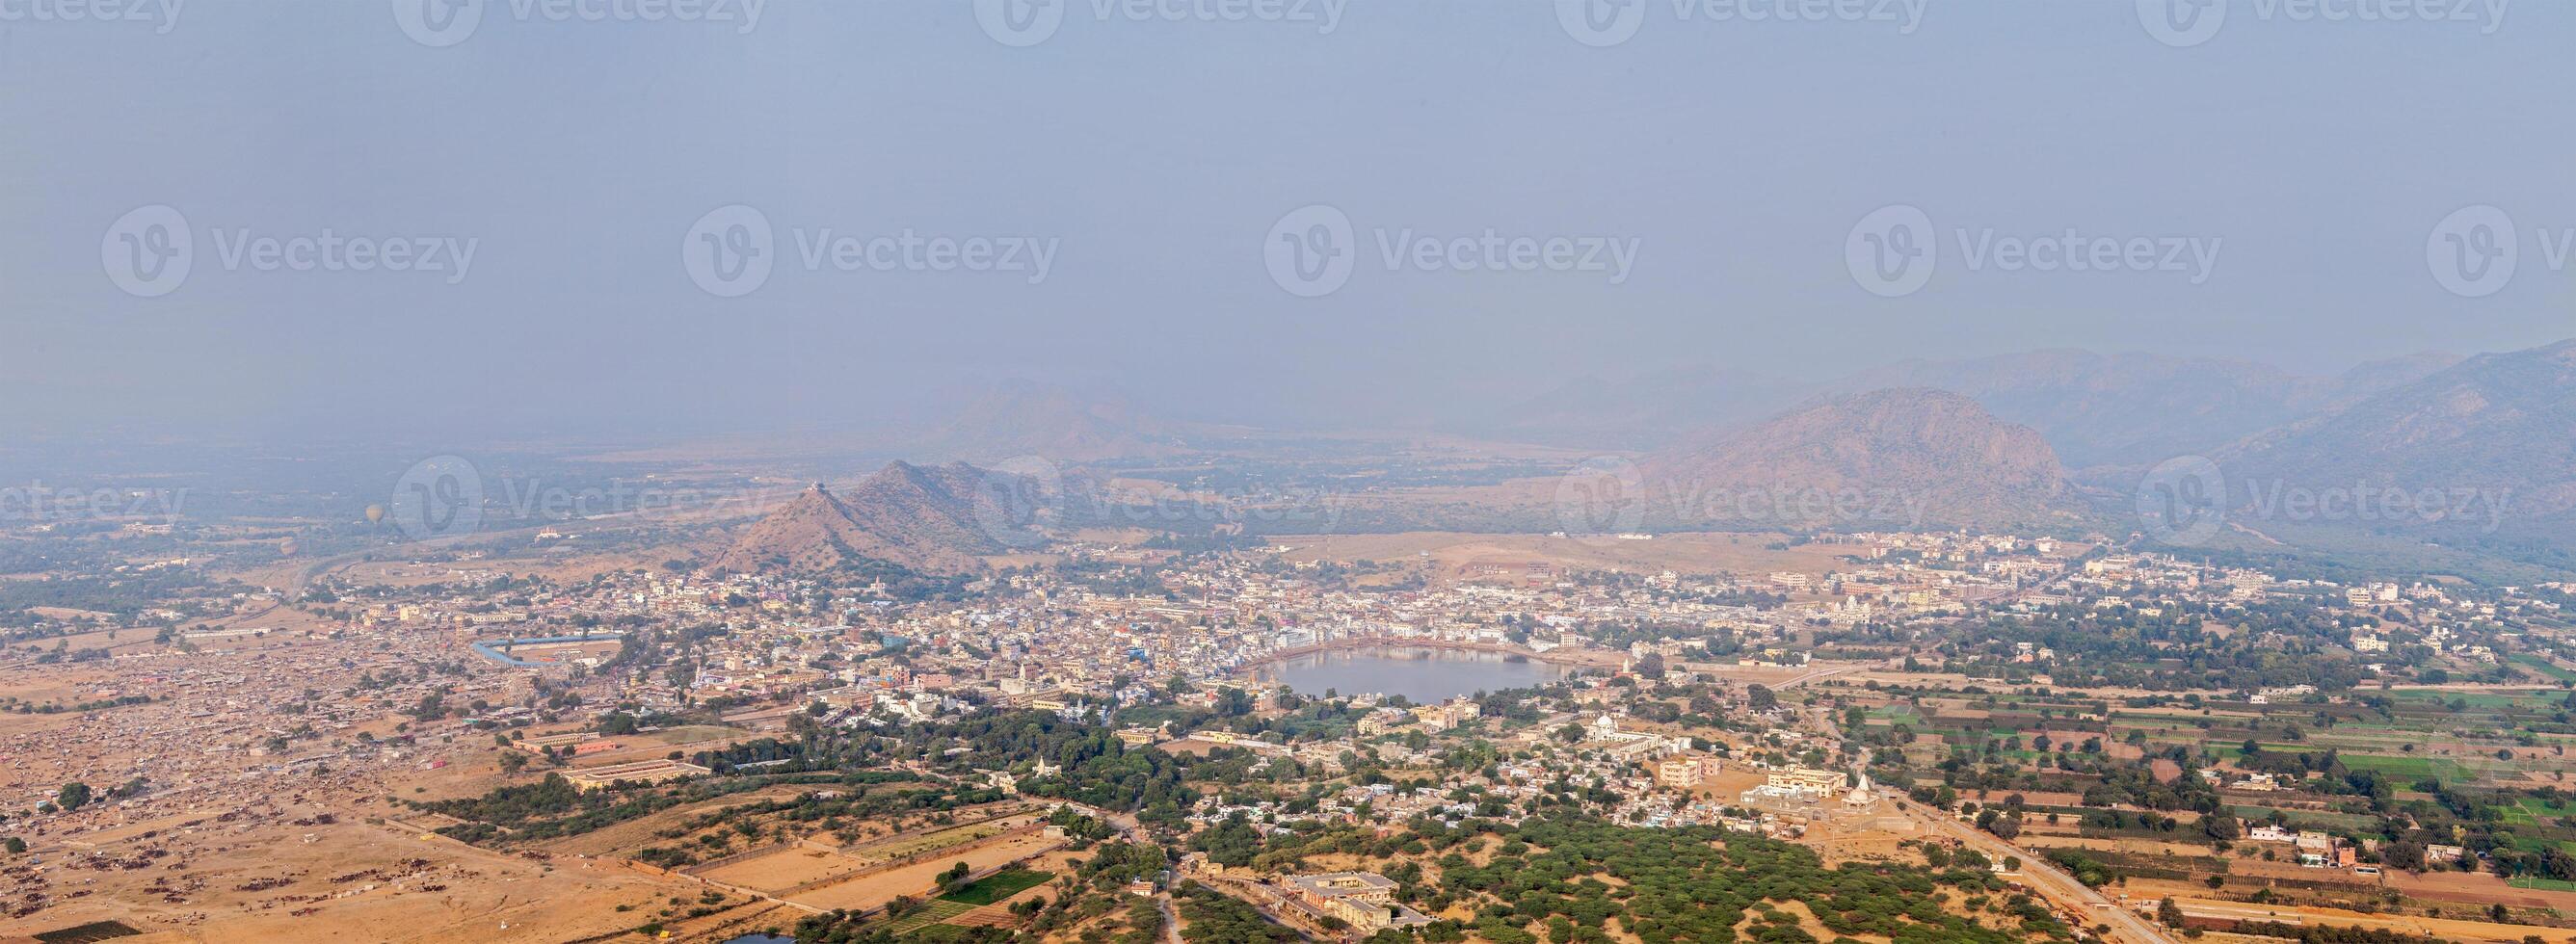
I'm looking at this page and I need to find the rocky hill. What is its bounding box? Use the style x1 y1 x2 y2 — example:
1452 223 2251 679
1639 388 2077 530
708 461 1022 576
2216 339 2576 545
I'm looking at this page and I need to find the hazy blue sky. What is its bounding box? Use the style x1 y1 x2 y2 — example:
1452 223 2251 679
3 0 2569 442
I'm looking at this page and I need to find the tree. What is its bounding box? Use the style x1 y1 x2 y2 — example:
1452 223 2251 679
1746 685 1777 712
2382 841 2427 871
1192 812 1263 867
56 782 91 812
2 837 23 854
2157 897 2186 927
2202 813 2242 840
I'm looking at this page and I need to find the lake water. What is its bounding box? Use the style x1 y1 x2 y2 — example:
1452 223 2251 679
1244 645 1577 703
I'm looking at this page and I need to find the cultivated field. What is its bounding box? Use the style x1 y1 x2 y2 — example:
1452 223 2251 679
836 813 1041 869
697 845 865 893
786 831 1063 912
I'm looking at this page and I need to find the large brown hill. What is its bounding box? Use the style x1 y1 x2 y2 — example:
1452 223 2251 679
708 461 1015 576
1640 388 2077 530
2217 339 2576 538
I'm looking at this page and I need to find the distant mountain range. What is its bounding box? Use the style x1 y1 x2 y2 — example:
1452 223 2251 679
702 340 2574 573
1472 349 2461 469
2214 339 2576 547
1433 338 2576 567
1831 350 2461 469
1638 388 2080 531
707 461 1022 576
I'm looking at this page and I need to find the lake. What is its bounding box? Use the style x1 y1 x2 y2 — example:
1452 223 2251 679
1243 645 1578 703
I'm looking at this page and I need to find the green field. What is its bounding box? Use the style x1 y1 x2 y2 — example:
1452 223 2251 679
1867 706 1924 726
2501 798 2576 827
940 868 1054 906
2387 689 2556 711
2514 655 2576 683
879 901 976 934
2331 753 2471 783
2510 875 2576 892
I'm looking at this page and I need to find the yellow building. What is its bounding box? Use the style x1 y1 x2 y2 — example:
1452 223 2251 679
1657 755 1715 789
1766 767 1845 796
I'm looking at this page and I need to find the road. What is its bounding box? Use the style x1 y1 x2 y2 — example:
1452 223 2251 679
1157 893 1182 944
1891 798 2177 944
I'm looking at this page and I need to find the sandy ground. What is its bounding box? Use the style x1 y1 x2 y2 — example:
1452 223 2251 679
697 845 863 893
783 832 1063 912
2385 867 2576 910
0 811 691 944
2164 893 2576 943
2013 833 2228 861
835 814 1041 869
